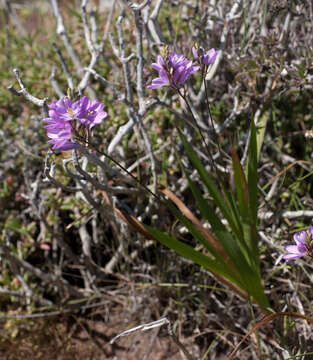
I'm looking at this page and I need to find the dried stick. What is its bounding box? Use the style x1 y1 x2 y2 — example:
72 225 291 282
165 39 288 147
52 42 75 90
110 317 195 360
0 241 81 297
147 0 166 44
129 1 157 195
106 4 158 200
206 0 242 81
2 0 27 36
50 0 96 99
103 0 116 40
114 11 134 103
107 11 138 155
127 140 171 172
84 68 121 99
50 0 83 71
8 69 49 116
49 67 66 98
43 153 82 192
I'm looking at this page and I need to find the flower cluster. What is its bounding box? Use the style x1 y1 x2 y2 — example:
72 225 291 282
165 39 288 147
283 227 313 260
147 46 219 90
192 46 218 66
43 96 107 150
147 51 200 90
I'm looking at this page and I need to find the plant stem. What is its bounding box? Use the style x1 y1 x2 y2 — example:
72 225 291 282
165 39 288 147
203 70 221 154
176 87 218 175
75 136 164 205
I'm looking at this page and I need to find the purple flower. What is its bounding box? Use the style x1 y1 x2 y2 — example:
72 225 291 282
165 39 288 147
147 52 200 90
192 47 218 66
77 96 107 126
147 55 170 89
43 98 79 150
45 121 79 151
43 96 107 151
47 97 84 122
282 227 313 260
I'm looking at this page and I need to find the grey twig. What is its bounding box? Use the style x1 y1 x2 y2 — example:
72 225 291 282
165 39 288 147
78 0 114 93
52 42 74 90
127 140 171 172
8 69 49 116
110 317 195 360
50 0 83 72
215 88 241 135
103 0 116 40
107 12 139 155
65 152 138 195
147 0 166 44
90 8 97 44
259 210 313 220
84 68 121 99
107 5 158 199
50 0 96 99
108 117 136 155
0 287 52 306
81 0 94 53
115 12 134 102
206 0 243 81
43 153 82 192
0 241 80 297
78 146 136 185
2 0 27 36
128 2 157 195
122 0 151 11
0 300 111 320
49 67 65 98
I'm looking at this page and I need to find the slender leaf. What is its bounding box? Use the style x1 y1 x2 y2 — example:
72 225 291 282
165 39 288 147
186 175 254 272
218 179 244 242
247 119 258 226
179 132 240 236
144 225 244 288
231 149 250 221
246 119 261 261
231 149 258 266
183 175 268 306
164 199 230 266
144 225 269 308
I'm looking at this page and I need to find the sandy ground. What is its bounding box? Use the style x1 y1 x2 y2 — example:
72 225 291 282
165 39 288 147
0 308 188 360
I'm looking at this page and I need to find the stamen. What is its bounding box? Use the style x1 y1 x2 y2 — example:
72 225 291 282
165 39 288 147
67 108 74 118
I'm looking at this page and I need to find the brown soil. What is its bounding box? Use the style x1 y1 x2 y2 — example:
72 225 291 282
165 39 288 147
0 308 187 360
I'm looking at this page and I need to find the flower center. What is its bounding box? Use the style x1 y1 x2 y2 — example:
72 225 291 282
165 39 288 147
67 108 75 118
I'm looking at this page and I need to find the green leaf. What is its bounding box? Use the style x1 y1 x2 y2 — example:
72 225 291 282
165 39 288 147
185 175 252 270
179 132 239 235
231 150 258 265
144 225 244 288
247 119 258 225
164 199 230 266
246 118 264 263
232 149 250 220
145 224 269 308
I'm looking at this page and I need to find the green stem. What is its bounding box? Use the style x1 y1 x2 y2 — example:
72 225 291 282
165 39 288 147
75 136 164 205
176 87 218 175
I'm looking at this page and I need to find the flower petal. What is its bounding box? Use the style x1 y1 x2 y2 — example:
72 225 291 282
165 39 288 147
285 245 301 254
192 47 198 60
293 231 307 245
282 253 304 260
